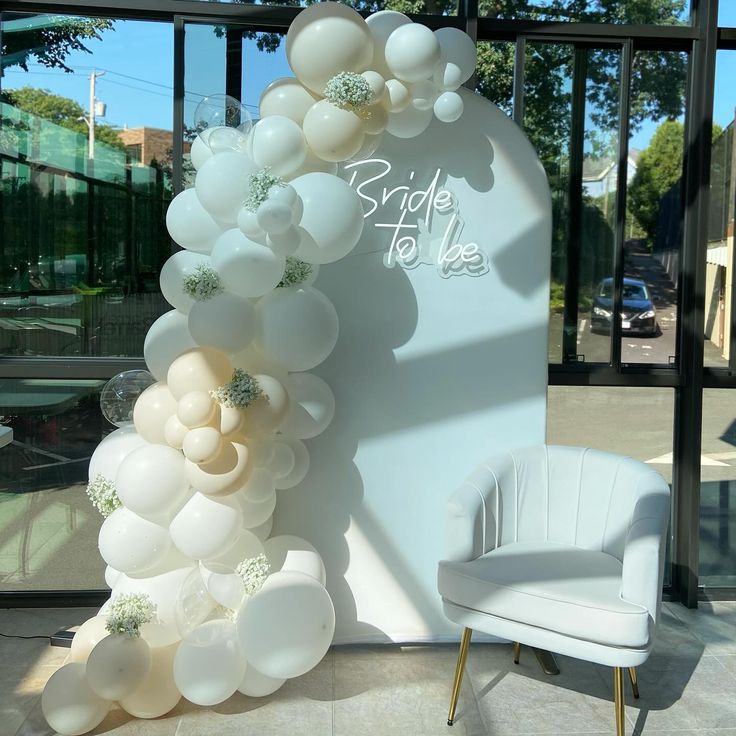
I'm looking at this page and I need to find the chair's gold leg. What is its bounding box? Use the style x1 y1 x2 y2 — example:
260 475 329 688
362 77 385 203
447 627 473 726
614 667 626 736
513 641 521 664
628 667 639 699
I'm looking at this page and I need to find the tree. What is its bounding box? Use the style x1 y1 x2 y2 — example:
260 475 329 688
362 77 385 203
1 87 124 149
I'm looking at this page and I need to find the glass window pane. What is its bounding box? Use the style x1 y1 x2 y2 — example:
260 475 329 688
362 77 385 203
700 389 736 588
173 0 459 13
0 379 107 591
0 14 173 358
475 41 515 118
483 0 689 25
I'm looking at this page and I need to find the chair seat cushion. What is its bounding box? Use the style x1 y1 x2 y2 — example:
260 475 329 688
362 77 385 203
438 541 651 648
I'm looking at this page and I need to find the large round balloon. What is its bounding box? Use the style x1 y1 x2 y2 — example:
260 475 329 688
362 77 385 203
185 441 253 496
280 373 335 439
132 382 178 446
42 662 110 736
160 250 212 314
254 286 338 372
434 27 477 86
143 310 197 382
302 100 365 163
250 115 307 177
166 188 223 254
188 291 257 353
86 635 152 700
286 1 373 95
166 347 233 401
259 77 319 125
70 616 109 664
195 151 258 226
236 570 335 679
116 444 190 518
170 492 242 561
174 619 246 707
366 10 412 79
384 23 441 83
264 535 326 585
119 642 182 719
211 229 286 298
98 507 172 575
291 172 364 264
88 426 147 484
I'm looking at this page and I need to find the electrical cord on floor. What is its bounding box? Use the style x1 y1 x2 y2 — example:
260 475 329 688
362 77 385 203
0 631 52 641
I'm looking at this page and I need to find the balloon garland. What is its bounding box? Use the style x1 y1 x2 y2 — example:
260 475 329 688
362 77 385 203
41 4 478 733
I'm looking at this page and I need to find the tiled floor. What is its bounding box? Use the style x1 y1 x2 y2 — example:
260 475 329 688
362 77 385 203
1 602 735 736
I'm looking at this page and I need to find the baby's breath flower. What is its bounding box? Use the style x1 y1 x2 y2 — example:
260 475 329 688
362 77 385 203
278 256 313 288
105 593 156 638
324 72 372 110
244 168 285 212
236 553 270 596
210 368 263 409
182 264 223 301
86 474 122 517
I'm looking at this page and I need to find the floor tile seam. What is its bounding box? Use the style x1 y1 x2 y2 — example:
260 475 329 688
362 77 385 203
12 693 40 736
712 654 736 681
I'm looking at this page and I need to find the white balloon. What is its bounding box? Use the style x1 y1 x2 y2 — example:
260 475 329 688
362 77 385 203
264 535 326 585
203 528 264 569
267 227 301 256
98 507 172 575
259 77 319 125
242 374 289 433
236 571 334 679
238 490 277 530
385 23 441 83
434 90 464 123
291 172 364 264
182 426 223 465
190 127 217 170
144 310 197 382
239 467 276 504
70 616 109 664
209 126 249 155
177 390 216 429
269 440 296 480
132 382 178 446
116 444 190 518
386 104 433 139
411 79 438 111
86 635 152 700
88 426 147 483
257 199 294 235
274 437 310 490
280 373 335 439
255 286 339 371
159 250 211 314
362 70 387 103
303 100 365 163
170 492 242 561
104 566 122 589
238 662 285 697
166 347 233 401
433 60 463 91
164 415 189 450
195 151 258 225
166 188 223 254
188 291 257 353
119 642 182 719
350 132 384 162
237 206 267 243
434 27 477 85
185 441 253 496
286 2 373 94
250 116 307 178
42 662 110 736
366 10 412 79
250 515 274 542
174 619 246 706
200 562 246 609
284 146 339 180
211 229 286 298
384 78 411 112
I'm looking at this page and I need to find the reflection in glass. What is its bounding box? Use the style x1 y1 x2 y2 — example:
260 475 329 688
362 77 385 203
0 14 173 358
0 379 108 590
475 41 515 117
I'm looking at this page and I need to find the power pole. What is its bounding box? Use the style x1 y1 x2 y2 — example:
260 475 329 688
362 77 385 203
88 69 105 160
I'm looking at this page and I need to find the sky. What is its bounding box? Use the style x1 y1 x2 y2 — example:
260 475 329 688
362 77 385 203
2 6 735 150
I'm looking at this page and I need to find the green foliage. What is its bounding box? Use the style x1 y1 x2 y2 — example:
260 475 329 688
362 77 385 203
2 87 124 149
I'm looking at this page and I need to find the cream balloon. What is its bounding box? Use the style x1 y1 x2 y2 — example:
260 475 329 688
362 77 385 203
238 662 285 697
434 27 477 85
132 382 178 445
362 70 387 103
159 250 211 314
302 100 365 163
220 405 245 436
280 373 335 439
195 151 258 225
203 528 264 569
177 390 216 428
185 441 253 496
291 172 364 264
254 286 339 371
143 310 197 382
42 662 110 736
264 535 326 585
70 616 109 664
188 291 257 353
433 90 464 123
242 374 289 433
286 1 373 94
274 437 310 490
182 426 223 464
166 347 232 401
164 415 189 450
210 229 286 298
86 635 152 700
119 643 182 719
174 619 246 706
98 508 172 575
384 78 411 112
366 10 412 79
165 188 223 254
239 466 276 504
238 490 277 530
170 492 242 560
259 77 319 125
386 104 433 139
236 570 335 679
116 444 190 518
88 426 147 483
384 23 441 83
250 115 307 177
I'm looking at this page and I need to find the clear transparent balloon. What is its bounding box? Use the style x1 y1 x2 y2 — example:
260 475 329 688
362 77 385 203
175 567 217 639
194 94 253 136
100 369 156 427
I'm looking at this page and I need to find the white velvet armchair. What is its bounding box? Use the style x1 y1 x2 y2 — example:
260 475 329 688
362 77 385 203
437 445 670 735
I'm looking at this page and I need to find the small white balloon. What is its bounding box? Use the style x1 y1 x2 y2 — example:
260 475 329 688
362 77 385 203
98 508 172 575
280 373 335 439
264 535 326 585
250 115 307 178
362 70 387 103
236 207 267 242
259 77 319 125
188 292 257 353
384 78 411 113
177 390 216 429
238 662 285 697
275 437 310 490
385 23 441 83
270 183 298 209
166 188 223 254
195 151 258 226
267 227 301 256
182 426 223 465
256 199 294 235
144 310 197 383
434 90 464 123
170 492 242 560
104 566 122 589
86 635 152 700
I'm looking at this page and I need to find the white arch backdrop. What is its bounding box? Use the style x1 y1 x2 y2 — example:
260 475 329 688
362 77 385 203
40 4 551 734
